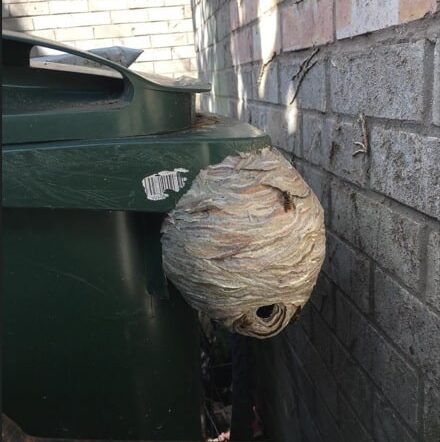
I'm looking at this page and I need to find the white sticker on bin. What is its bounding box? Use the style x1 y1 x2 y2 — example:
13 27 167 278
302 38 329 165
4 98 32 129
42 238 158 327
142 168 189 201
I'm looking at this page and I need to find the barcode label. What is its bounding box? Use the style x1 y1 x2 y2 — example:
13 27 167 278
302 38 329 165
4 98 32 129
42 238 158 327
141 168 189 201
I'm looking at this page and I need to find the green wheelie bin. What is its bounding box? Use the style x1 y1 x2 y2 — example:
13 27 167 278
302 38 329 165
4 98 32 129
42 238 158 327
2 30 270 441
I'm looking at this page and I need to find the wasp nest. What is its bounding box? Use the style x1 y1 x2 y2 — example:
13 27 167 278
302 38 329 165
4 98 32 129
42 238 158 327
161 147 325 338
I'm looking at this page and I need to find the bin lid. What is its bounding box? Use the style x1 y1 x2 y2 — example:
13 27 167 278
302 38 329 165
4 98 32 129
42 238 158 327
2 30 211 144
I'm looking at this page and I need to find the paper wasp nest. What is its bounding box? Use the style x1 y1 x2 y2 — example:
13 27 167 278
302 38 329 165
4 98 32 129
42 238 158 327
161 147 325 338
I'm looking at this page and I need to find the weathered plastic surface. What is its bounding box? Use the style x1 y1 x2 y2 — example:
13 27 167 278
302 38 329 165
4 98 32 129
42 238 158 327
2 124 269 439
3 115 269 211
2 30 210 144
2 413 204 442
2 30 271 440
3 209 204 440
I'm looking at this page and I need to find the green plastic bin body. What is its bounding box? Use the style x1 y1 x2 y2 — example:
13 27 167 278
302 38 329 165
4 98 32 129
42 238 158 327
2 31 270 440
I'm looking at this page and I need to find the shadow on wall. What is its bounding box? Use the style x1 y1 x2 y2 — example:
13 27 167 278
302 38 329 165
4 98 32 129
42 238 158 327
2 5 8 26
193 0 302 156
192 2 440 442
2 4 24 32
190 2 315 441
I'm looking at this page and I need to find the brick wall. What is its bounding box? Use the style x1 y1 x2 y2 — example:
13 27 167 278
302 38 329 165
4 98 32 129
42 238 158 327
193 1 440 441
1 0 197 78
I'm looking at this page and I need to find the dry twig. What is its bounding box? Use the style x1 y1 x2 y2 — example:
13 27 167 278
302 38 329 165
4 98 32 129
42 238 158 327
289 48 319 105
257 51 278 86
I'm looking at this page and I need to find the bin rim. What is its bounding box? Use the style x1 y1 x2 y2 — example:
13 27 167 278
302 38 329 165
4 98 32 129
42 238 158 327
2 30 211 94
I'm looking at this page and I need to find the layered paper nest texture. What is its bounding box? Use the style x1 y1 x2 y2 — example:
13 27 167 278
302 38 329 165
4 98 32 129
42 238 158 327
161 147 325 338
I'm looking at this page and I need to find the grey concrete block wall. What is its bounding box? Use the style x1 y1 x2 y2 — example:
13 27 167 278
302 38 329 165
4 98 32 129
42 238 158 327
329 42 426 121
192 0 440 441
434 39 440 126
370 128 440 219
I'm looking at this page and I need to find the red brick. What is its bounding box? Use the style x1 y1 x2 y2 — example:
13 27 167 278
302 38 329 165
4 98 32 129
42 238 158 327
399 0 437 23
230 0 259 30
281 0 334 52
253 7 281 62
335 0 352 30
258 0 283 15
335 0 399 39
229 0 239 30
240 0 259 25
231 27 253 65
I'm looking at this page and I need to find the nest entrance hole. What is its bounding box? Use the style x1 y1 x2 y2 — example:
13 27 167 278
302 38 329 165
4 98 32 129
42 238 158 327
256 304 276 319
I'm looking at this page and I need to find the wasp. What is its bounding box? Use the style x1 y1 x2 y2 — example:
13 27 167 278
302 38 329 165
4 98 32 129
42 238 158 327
282 191 296 212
